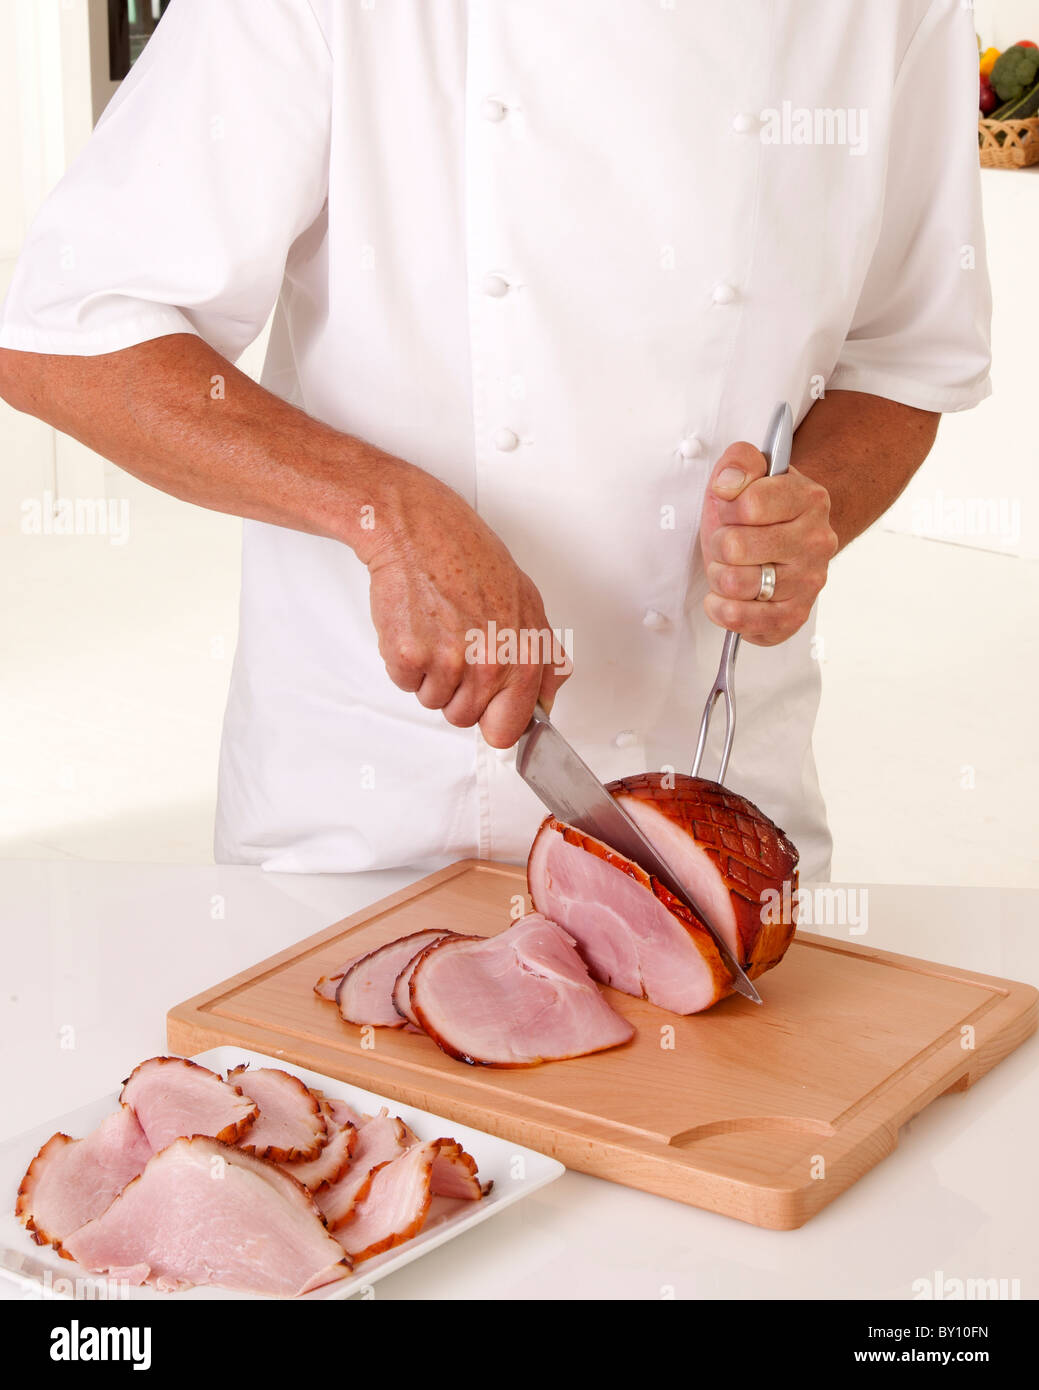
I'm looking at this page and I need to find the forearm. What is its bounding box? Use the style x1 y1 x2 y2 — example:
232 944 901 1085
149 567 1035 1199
791 389 939 551
0 334 401 561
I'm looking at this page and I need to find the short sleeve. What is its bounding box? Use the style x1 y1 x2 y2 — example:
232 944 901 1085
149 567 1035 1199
0 0 331 362
828 0 992 413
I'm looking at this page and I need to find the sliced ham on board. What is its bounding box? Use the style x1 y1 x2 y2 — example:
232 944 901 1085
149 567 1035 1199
336 1137 487 1264
16 1106 152 1250
316 1111 412 1231
60 1137 350 1297
408 914 635 1067
227 1065 327 1163
313 949 368 1003
333 930 456 1028
392 932 467 1026
527 773 799 1014
120 1056 258 1152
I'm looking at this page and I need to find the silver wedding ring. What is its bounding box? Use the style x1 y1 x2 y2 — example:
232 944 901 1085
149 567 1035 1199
757 563 777 602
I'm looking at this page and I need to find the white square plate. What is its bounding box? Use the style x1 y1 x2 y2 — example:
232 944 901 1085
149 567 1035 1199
0 1046 565 1300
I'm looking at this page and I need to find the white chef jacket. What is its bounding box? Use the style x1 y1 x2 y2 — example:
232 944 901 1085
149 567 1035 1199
1 1 991 881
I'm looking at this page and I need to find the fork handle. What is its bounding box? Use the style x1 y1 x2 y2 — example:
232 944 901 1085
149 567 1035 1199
690 401 794 783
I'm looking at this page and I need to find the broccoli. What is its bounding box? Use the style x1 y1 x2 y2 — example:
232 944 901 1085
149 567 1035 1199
990 44 1039 102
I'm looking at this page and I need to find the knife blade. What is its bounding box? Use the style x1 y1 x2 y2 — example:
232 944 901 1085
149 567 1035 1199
515 703 762 1003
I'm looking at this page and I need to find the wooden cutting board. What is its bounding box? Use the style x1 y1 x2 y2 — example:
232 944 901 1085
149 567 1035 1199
167 860 1037 1229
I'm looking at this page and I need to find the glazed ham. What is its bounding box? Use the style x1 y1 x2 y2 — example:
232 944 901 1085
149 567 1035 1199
612 774 799 976
528 773 799 1014
16 1107 152 1249
228 1065 327 1163
337 1137 485 1264
120 1056 257 1151
61 1137 350 1297
409 914 634 1066
335 930 452 1028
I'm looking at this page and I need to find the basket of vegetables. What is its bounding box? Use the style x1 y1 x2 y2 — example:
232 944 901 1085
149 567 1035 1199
979 40 1039 168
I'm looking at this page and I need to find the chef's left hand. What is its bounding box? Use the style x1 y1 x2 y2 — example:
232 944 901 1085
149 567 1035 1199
699 441 839 646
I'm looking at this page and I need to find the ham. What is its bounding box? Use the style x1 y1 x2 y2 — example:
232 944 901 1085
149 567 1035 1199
314 948 368 1003
337 1138 484 1264
527 773 799 1014
61 1137 350 1297
227 1065 327 1163
335 930 453 1028
408 914 635 1066
430 1140 491 1200
16 1107 152 1250
392 932 465 1025
281 1104 356 1192
120 1056 258 1151
610 773 799 976
316 1111 411 1231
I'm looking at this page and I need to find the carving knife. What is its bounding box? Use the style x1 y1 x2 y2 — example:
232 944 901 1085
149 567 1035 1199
515 704 762 1003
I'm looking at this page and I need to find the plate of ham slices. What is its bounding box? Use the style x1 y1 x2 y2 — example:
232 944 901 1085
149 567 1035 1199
0 1047 564 1300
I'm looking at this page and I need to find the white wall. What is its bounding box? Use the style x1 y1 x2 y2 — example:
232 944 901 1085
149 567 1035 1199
974 0 1039 50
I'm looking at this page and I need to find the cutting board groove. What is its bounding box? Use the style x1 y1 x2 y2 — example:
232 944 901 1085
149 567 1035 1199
167 860 1037 1228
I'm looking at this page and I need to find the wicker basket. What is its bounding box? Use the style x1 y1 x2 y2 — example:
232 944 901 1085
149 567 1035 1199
979 115 1039 168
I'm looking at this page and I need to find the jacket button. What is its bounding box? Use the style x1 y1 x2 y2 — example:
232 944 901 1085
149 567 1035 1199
712 282 737 305
613 730 639 749
678 434 704 459
642 609 670 631
493 428 520 452
481 98 508 122
732 112 758 134
481 273 510 298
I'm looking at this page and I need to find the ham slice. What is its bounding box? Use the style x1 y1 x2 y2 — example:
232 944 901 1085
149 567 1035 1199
120 1056 258 1152
527 818 733 1013
227 1065 327 1163
527 773 799 1014
336 930 451 1028
430 1140 490 1200
610 774 799 976
314 949 368 1003
281 1113 356 1193
316 1111 411 1231
392 932 465 1025
337 1138 483 1264
61 1137 350 1297
16 1107 152 1250
408 914 635 1066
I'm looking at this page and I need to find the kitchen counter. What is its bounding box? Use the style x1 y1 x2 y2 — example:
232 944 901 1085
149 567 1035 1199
2 860 1036 1301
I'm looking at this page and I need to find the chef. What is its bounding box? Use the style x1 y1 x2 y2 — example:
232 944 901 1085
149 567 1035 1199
0 1 990 881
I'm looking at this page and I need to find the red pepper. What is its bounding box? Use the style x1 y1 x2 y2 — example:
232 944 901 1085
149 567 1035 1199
1015 39 1038 48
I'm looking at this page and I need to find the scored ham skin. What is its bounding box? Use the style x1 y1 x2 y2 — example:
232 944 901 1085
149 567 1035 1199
316 1111 411 1231
609 774 799 978
336 930 452 1028
409 914 635 1067
527 818 734 1014
227 1065 327 1163
15 1107 152 1251
120 1056 258 1152
60 1137 350 1297
336 1138 485 1264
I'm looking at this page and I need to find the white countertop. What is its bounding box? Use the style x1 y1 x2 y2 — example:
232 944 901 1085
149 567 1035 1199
2 860 1036 1301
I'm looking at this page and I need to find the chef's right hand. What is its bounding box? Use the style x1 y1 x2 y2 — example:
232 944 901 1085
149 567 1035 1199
359 460 571 748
